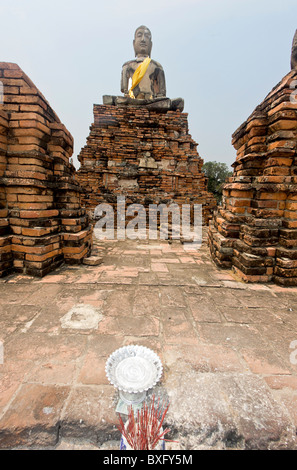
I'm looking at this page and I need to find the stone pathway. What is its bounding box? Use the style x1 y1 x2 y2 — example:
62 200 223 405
0 230 297 449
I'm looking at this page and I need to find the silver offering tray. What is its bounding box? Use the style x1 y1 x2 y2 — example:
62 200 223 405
105 345 163 410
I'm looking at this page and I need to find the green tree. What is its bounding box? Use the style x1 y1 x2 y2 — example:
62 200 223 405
202 161 232 203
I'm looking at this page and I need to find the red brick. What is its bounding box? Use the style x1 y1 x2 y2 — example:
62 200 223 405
19 209 59 219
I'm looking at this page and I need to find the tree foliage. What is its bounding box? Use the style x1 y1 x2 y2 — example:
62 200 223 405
202 161 232 203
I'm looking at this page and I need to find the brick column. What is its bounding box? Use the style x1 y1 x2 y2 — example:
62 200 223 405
0 62 92 277
0 107 12 276
208 70 297 286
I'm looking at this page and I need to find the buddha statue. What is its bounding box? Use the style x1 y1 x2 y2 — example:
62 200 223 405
103 26 184 111
121 25 166 99
291 29 297 70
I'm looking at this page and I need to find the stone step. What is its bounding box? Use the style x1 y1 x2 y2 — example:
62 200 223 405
1 372 296 450
83 255 103 266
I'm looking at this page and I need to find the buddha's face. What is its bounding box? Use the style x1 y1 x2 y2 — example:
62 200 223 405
133 27 152 58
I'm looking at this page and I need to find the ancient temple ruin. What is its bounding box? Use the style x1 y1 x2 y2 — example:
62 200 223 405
208 32 297 286
76 26 216 228
0 62 92 277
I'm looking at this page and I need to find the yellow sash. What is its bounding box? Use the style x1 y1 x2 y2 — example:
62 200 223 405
129 57 151 99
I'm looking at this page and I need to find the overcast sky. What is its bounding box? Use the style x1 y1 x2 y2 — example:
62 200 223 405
1 0 297 169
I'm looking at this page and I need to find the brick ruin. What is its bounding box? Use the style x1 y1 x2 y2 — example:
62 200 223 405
208 68 297 286
0 62 92 277
3 31 297 286
76 102 217 228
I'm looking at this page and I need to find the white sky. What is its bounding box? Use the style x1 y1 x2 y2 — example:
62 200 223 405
1 0 297 169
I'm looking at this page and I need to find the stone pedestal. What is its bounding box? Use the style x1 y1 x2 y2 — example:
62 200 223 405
76 101 216 228
208 70 297 286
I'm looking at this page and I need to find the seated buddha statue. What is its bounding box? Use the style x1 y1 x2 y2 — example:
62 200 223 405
121 25 166 100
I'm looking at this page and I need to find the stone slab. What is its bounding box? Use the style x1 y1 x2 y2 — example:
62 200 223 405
0 231 297 449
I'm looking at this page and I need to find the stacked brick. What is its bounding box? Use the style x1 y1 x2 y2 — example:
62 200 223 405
208 69 297 286
0 62 92 277
76 104 216 227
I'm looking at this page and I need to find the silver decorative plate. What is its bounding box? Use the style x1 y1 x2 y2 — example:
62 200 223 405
105 345 163 405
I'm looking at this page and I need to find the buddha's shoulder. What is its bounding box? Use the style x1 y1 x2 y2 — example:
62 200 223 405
122 59 164 69
122 59 137 68
150 59 164 69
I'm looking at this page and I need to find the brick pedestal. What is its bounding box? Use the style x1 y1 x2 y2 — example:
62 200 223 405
76 103 216 227
208 70 297 286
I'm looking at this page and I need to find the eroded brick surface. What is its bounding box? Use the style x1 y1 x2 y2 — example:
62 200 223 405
76 104 216 226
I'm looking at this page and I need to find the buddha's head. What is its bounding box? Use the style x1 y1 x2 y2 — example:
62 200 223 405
133 25 152 58
291 30 297 70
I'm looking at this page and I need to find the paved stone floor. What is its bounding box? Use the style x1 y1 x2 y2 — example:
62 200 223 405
1 229 297 450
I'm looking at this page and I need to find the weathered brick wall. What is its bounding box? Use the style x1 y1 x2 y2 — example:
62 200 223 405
0 62 92 277
208 69 297 286
76 104 216 227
